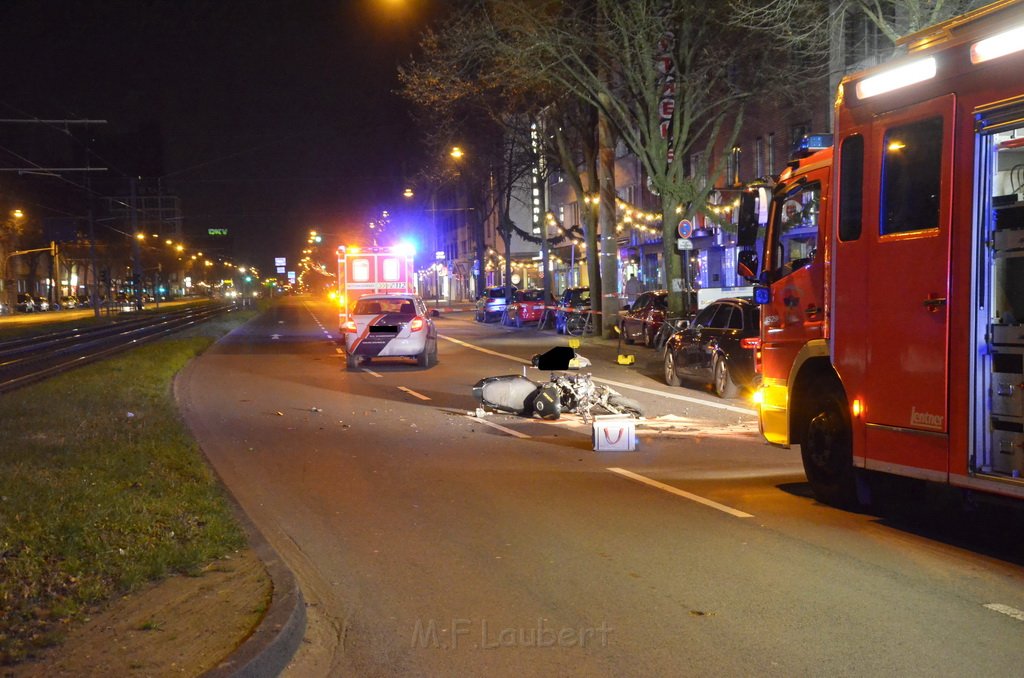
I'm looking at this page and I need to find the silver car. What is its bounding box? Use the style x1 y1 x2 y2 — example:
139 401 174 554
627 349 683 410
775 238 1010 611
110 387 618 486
341 294 439 369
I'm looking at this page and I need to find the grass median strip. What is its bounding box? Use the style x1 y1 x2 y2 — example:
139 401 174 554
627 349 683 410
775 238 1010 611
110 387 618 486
0 306 259 665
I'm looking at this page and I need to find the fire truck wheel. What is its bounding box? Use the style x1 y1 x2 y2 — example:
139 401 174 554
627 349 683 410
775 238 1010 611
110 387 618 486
346 353 361 369
664 350 682 387
712 356 739 398
801 393 857 508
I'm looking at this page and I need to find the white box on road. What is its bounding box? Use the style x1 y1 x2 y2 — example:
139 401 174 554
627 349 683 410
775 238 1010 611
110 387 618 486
592 415 637 451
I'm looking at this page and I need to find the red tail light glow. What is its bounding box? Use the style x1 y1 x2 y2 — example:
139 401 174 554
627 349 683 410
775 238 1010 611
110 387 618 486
342 319 357 333
409 316 425 332
741 336 762 373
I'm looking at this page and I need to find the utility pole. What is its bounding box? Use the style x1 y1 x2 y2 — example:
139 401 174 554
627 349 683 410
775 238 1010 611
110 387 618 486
130 178 143 311
86 176 101 318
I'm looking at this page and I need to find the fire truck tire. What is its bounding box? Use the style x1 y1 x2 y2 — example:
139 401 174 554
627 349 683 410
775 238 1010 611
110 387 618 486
664 350 682 387
346 353 361 369
801 393 857 508
712 356 739 398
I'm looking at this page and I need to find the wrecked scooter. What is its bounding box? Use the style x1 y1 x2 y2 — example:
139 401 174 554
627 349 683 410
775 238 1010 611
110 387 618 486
472 346 644 422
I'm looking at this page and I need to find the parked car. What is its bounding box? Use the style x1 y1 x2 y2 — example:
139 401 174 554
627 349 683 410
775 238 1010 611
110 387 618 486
663 297 760 398
16 293 37 312
475 286 517 323
341 293 439 368
619 290 669 347
503 288 547 327
34 296 50 311
554 287 592 334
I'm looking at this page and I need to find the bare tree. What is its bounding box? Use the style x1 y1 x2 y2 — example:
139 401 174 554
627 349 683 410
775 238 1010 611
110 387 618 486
400 9 548 305
733 0 992 70
500 0 799 315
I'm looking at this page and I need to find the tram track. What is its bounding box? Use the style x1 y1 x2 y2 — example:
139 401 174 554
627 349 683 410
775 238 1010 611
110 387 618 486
0 303 235 393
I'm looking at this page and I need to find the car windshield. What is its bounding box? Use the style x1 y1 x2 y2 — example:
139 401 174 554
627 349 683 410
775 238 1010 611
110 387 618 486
521 290 544 301
353 298 416 315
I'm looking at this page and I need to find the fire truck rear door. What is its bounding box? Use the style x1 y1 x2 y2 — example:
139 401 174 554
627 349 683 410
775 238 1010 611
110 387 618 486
863 95 954 442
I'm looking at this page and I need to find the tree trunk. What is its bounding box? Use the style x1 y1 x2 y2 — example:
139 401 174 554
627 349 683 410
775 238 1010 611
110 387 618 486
503 228 513 316
597 99 619 338
474 207 486 300
662 194 687 316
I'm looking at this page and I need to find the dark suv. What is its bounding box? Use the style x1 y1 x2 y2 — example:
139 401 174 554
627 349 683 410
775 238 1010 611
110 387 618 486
663 297 760 398
554 287 591 334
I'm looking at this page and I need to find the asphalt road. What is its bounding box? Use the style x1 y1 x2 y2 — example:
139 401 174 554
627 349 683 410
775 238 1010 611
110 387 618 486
177 296 1024 676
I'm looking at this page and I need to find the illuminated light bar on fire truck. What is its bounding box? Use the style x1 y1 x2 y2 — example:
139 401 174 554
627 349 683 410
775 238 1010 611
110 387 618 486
971 23 1024 64
793 133 833 158
855 56 936 99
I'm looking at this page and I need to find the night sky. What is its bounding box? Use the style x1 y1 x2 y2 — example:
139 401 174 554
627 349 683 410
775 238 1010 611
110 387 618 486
0 0 447 270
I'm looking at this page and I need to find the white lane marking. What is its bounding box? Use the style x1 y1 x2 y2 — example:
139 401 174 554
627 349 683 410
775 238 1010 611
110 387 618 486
984 603 1024 622
607 467 754 518
464 415 531 439
439 334 756 416
363 369 383 378
595 376 756 415
441 335 531 365
398 386 431 401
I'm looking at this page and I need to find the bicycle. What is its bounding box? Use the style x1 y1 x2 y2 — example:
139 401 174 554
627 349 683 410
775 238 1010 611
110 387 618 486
565 310 591 336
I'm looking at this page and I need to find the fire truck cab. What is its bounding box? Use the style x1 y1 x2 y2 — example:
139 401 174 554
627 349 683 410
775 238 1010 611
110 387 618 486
738 0 1024 506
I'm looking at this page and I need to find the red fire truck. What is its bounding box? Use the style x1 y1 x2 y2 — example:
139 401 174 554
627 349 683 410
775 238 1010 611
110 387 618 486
736 0 1024 506
336 245 416 316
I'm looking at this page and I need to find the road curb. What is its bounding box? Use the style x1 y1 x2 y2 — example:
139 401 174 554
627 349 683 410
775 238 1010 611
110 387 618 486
202 514 306 678
174 360 307 678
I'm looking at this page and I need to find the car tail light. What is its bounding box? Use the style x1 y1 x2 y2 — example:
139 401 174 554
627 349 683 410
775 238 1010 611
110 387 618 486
741 337 763 373
409 316 425 332
342 318 357 333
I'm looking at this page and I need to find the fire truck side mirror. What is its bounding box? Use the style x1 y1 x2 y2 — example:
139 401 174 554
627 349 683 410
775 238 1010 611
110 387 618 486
736 192 759 248
737 249 759 282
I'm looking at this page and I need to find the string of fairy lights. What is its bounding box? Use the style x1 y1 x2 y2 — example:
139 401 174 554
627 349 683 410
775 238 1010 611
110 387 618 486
421 192 743 279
